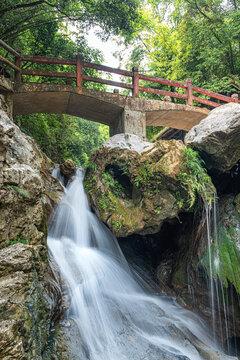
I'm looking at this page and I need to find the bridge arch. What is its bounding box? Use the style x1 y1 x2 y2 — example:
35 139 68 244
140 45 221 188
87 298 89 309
13 83 209 138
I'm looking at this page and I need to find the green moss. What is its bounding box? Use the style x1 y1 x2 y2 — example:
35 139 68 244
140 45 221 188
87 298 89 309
23 270 50 358
102 171 126 197
172 253 189 286
177 147 215 207
234 193 240 217
83 142 216 237
201 226 240 294
7 232 29 246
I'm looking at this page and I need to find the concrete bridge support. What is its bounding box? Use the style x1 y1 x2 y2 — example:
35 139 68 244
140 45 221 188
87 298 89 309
110 109 146 138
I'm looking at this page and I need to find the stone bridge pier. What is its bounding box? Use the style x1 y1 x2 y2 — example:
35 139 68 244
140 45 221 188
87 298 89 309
110 109 146 138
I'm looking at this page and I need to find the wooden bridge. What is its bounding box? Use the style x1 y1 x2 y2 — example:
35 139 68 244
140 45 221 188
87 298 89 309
0 39 239 137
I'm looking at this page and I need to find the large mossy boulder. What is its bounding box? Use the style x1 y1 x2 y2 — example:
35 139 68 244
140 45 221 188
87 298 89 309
185 103 240 172
84 134 214 237
0 109 63 359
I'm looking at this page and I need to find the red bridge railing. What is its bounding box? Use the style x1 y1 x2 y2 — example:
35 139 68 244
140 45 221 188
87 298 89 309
0 39 239 108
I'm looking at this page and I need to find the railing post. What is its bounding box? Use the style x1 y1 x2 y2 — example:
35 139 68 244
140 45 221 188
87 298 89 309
132 66 139 97
76 54 83 88
231 93 239 103
186 78 193 106
14 54 21 83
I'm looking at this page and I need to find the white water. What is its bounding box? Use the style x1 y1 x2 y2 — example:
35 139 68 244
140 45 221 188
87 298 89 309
205 199 236 354
48 170 235 360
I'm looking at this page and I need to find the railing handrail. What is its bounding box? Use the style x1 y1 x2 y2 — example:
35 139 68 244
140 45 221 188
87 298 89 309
0 39 20 57
0 40 239 108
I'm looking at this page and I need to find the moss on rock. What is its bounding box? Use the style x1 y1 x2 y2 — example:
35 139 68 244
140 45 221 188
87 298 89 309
84 134 214 237
200 194 240 295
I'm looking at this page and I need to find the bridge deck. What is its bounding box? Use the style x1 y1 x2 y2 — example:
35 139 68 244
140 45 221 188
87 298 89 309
13 83 209 131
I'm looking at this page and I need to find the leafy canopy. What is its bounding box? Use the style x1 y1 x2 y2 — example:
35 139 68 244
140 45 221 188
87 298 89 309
0 0 141 42
119 0 240 94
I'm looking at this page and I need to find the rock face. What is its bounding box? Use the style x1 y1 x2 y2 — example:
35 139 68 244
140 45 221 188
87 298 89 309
84 134 214 237
185 103 240 172
164 193 240 345
0 109 64 359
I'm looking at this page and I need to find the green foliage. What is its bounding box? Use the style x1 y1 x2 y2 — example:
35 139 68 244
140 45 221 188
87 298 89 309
7 185 31 199
0 0 141 42
7 232 29 246
102 170 125 197
155 206 162 214
112 220 121 231
201 226 240 294
15 114 109 166
120 0 240 97
134 160 156 194
146 126 165 142
178 147 215 207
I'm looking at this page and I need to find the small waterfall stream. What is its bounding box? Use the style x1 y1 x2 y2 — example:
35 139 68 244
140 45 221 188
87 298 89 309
204 199 239 355
48 170 236 360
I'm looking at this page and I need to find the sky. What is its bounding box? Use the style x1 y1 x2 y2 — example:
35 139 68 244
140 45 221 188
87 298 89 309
86 27 120 67
85 27 127 87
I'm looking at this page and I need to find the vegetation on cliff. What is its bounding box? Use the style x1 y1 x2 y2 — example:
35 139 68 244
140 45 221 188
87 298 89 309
16 114 109 165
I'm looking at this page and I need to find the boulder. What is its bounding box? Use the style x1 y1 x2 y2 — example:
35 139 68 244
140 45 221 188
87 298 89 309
84 134 214 237
60 158 76 177
185 103 240 172
0 109 63 359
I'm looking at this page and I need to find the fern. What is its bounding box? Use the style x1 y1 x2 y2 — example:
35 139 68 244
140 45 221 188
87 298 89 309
7 185 31 199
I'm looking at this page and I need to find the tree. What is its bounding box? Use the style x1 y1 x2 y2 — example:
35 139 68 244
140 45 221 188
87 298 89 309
0 1 143 164
16 113 109 165
0 0 141 43
119 0 240 95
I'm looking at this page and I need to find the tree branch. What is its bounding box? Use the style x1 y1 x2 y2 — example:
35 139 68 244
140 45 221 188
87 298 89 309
0 0 45 15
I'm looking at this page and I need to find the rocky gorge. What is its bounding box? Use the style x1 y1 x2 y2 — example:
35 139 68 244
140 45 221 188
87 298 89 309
0 94 64 359
0 95 240 359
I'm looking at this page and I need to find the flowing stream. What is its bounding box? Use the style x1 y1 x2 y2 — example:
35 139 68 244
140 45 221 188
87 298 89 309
48 170 236 360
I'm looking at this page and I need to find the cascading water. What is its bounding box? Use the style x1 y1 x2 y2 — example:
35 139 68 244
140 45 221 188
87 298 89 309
203 198 239 355
48 170 237 360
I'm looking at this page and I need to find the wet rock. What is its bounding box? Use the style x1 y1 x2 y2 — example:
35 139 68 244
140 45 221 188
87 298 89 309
84 133 214 237
156 256 175 286
60 158 76 177
46 319 89 360
185 103 240 172
167 193 240 347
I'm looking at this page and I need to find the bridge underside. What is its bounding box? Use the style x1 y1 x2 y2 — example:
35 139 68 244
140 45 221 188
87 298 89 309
12 83 209 137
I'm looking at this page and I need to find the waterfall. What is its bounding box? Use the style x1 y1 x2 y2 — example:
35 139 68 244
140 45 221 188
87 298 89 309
204 198 238 355
48 170 236 360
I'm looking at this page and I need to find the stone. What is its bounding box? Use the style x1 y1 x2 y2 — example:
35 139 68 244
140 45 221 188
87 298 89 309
84 134 214 237
0 109 64 359
0 109 64 248
103 133 153 153
185 103 240 172
110 110 146 138
60 158 77 176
